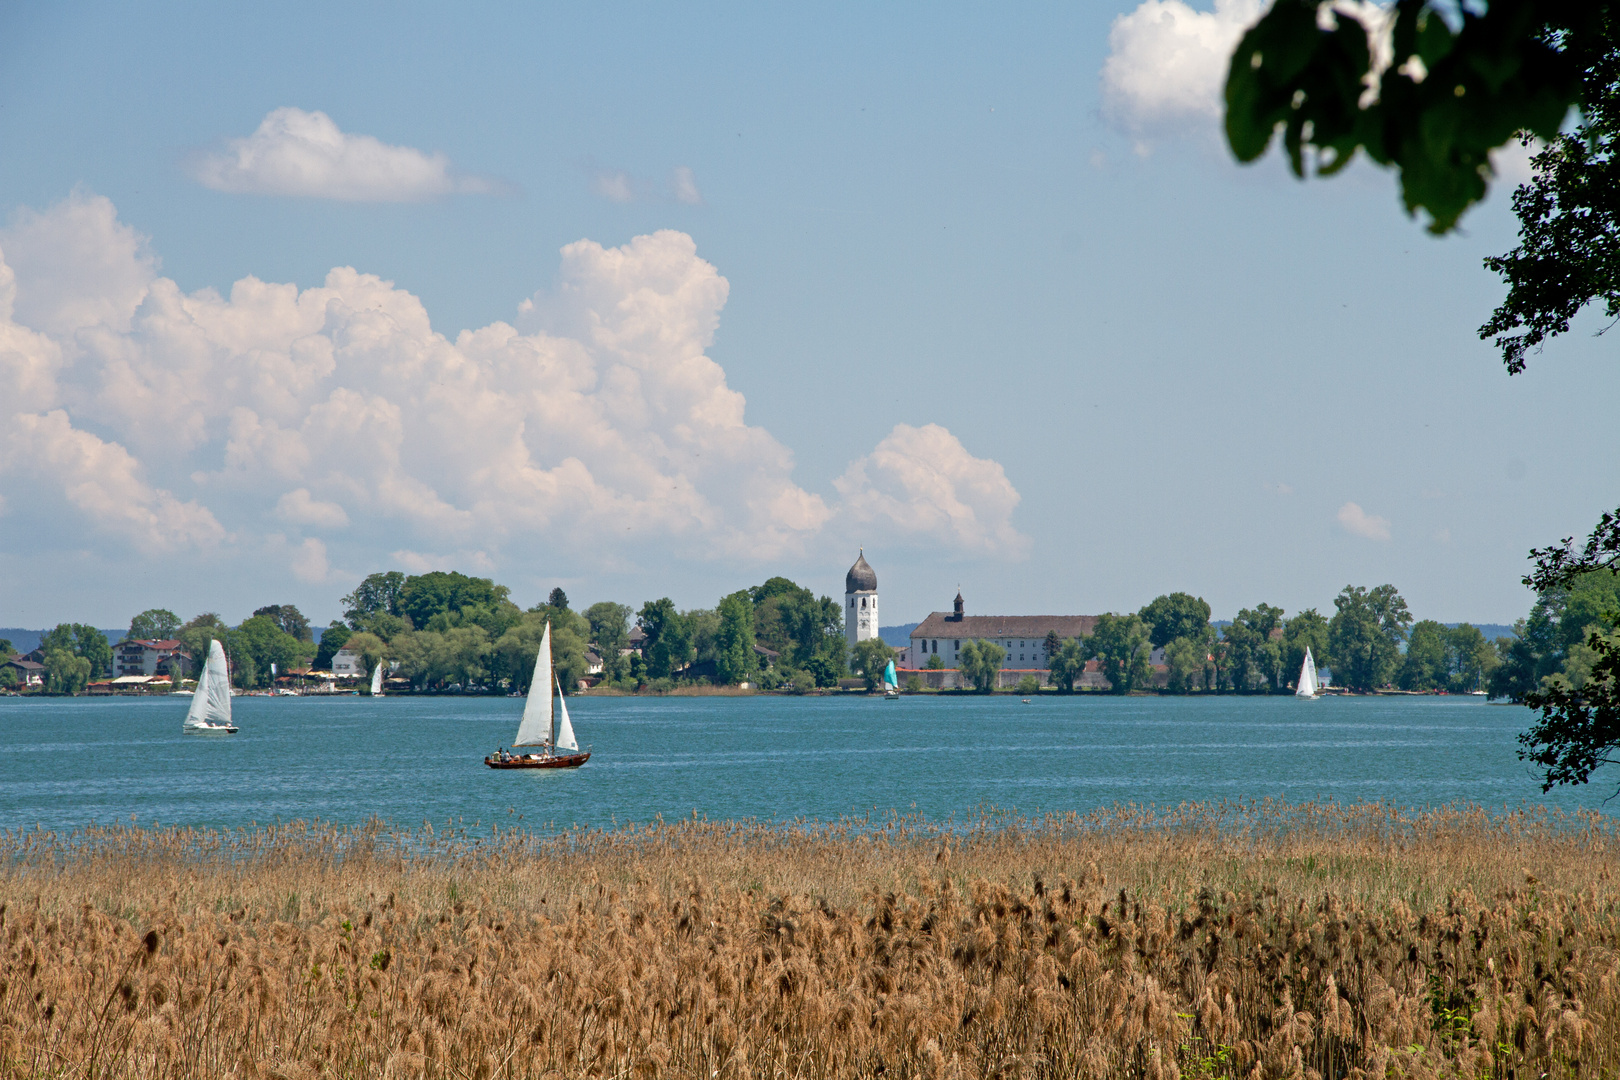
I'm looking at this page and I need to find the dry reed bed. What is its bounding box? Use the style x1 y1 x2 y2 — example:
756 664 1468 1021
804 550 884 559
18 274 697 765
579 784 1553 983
2 802 1618 1080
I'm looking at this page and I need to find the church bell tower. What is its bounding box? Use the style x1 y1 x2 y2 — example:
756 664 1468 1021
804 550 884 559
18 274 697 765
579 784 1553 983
844 549 878 647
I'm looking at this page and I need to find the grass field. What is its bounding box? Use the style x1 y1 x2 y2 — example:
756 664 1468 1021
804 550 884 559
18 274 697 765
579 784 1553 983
2 801 1617 1079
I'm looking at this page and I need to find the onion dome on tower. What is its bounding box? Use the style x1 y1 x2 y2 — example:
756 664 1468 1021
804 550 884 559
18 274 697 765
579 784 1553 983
846 549 878 594
844 549 879 646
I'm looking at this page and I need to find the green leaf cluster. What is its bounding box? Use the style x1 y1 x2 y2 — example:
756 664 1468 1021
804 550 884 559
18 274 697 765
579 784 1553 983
1481 20 1620 371
1225 0 1602 233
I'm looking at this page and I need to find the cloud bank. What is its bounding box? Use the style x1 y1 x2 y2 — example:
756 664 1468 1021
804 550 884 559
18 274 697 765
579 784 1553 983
191 108 498 201
0 192 1024 593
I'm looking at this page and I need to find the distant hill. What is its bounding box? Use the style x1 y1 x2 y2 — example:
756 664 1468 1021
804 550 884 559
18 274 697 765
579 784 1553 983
1453 622 1516 642
0 628 126 655
879 623 918 647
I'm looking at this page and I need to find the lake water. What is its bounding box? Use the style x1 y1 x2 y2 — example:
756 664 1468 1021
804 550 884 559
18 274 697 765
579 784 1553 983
0 693 1606 835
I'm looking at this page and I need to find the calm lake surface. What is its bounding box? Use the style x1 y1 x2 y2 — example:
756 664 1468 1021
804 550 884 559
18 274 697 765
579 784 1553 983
0 693 1606 835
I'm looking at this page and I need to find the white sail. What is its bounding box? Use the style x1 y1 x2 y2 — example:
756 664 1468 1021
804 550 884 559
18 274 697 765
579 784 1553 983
553 675 578 751
512 623 553 747
185 639 234 729
1296 646 1319 698
369 662 383 696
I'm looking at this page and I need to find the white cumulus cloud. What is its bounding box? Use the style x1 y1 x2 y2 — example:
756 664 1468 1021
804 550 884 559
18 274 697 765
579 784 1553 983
833 424 1029 557
1101 0 1263 136
0 193 1025 595
190 107 498 202
1337 501 1391 541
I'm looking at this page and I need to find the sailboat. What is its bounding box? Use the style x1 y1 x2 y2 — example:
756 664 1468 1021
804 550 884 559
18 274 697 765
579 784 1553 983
485 622 590 769
184 639 238 734
882 659 900 700
368 662 384 696
1295 646 1320 699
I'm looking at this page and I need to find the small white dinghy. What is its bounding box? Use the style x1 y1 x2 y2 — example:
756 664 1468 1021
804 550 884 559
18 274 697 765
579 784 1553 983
1295 646 1320 700
369 662 384 697
184 639 238 734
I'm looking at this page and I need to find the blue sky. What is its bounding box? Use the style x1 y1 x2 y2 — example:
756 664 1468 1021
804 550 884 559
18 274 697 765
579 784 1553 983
0 0 1614 631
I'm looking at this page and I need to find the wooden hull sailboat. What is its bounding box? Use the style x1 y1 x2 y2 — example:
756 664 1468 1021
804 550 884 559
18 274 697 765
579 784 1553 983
185 639 239 734
485 622 589 770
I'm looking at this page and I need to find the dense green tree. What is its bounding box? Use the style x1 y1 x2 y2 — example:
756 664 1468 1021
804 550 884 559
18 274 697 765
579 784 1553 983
396 572 510 631
639 599 692 679
585 601 633 681
1047 637 1086 692
548 587 569 611
749 578 844 674
957 639 1006 693
1224 604 1286 692
0 638 13 658
851 636 895 692
233 615 314 688
127 609 181 641
1491 571 1620 699
925 653 945 671
1224 0 1607 234
1447 624 1501 693
251 604 312 641
393 626 494 691
1328 585 1412 691
1281 609 1331 690
1138 593 1212 650
1400 620 1453 690
313 623 351 670
40 624 111 680
342 571 406 627
685 608 722 673
1086 614 1153 695
1164 634 1211 694
0 666 17 691
715 592 759 685
43 648 91 694
1519 625 1620 793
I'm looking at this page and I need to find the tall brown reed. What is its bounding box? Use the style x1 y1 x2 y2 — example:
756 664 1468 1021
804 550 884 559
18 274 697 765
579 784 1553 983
2 801 1617 1079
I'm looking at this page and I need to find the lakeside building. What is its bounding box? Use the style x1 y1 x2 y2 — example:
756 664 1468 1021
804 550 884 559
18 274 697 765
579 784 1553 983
113 639 191 679
898 592 1098 670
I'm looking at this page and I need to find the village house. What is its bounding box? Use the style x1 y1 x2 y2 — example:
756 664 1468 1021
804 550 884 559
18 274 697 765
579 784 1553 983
113 639 191 679
330 643 368 676
2 657 44 688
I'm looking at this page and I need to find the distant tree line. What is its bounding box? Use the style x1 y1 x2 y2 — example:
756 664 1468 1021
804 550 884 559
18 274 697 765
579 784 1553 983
9 571 1581 700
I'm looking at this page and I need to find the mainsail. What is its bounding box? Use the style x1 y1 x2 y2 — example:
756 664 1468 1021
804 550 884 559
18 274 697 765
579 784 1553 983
1296 646 1319 698
512 623 553 747
553 675 578 751
185 639 234 729
369 662 384 696
882 659 898 691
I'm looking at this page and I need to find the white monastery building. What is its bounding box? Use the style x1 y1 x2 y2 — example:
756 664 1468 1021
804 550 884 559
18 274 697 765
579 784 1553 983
899 592 1100 671
844 549 879 647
